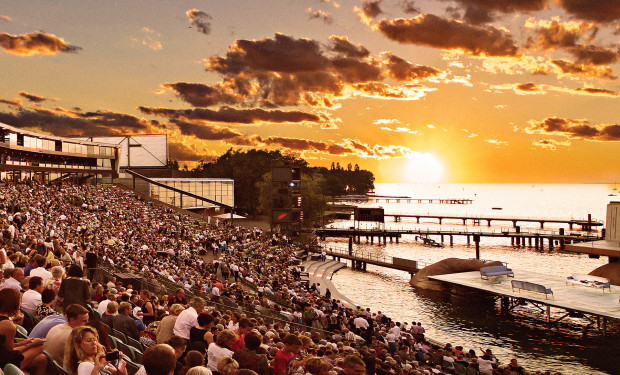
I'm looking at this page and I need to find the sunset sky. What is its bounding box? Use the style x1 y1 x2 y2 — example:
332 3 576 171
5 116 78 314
1 0 619 183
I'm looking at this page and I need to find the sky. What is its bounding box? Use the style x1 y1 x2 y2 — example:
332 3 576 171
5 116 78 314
1 0 619 184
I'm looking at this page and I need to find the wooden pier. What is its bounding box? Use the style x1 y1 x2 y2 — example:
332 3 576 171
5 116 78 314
308 246 425 275
333 195 472 204
314 227 602 250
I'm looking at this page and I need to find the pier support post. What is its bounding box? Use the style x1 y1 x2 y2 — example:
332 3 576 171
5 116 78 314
396 236 399 244
487 220 491 227
450 235 453 246
467 235 470 245
474 234 481 259
348 237 353 255
512 220 517 228
440 235 444 243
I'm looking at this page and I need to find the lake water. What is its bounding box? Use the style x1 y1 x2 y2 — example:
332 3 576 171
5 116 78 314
321 183 619 375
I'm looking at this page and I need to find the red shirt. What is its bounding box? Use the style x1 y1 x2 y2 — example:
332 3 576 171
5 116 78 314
273 350 295 375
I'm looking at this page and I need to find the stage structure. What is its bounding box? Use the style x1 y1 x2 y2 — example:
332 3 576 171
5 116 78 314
0 122 120 182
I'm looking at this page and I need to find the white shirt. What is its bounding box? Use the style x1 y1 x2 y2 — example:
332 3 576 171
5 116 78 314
21 289 42 315
207 343 234 372
173 306 198 340
211 286 220 297
98 299 111 316
353 316 369 329
30 267 53 282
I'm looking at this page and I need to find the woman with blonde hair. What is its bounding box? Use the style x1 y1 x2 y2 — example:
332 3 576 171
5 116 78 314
63 325 127 375
207 329 237 373
217 357 239 375
45 265 65 292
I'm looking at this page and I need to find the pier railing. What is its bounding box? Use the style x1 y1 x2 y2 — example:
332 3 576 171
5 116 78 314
312 244 429 270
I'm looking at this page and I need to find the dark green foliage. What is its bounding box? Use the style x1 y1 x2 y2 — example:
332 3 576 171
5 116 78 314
187 148 374 216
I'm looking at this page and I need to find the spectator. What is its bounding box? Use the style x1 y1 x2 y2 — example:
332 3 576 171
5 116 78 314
0 267 24 291
232 332 269 375
63 325 126 375
142 344 178 375
34 288 57 324
273 334 303 375
44 303 90 364
58 264 90 309
207 329 237 373
113 302 139 340
21 276 44 315
218 357 239 375
101 301 119 327
29 255 52 282
174 297 205 341
157 304 185 344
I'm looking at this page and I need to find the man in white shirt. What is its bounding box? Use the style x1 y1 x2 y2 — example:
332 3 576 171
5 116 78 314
0 267 24 291
21 276 44 315
173 297 205 340
353 315 369 330
29 255 52 282
98 292 117 316
44 304 90 364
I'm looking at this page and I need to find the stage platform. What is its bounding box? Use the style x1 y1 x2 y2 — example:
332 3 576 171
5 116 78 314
429 269 620 320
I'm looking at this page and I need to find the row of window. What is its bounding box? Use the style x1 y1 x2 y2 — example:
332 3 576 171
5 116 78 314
3 132 115 156
151 181 234 208
2 159 113 170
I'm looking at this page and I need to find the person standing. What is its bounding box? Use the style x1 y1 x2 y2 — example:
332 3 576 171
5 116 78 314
173 297 205 341
85 248 98 280
57 264 91 309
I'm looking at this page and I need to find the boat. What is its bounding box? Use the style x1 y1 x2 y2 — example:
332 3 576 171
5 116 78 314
415 235 443 247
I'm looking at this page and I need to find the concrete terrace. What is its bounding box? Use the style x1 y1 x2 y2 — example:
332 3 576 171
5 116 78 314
301 258 356 308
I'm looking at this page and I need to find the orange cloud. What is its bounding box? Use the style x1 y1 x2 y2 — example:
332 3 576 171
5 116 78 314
556 0 620 23
0 32 81 56
307 8 333 24
532 139 571 150
17 91 53 103
551 59 617 79
374 14 520 57
526 117 620 141
382 52 441 82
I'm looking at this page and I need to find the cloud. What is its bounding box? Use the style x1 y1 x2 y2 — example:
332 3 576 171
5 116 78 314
0 98 23 107
572 87 619 97
515 82 543 94
374 14 520 57
399 0 420 14
186 9 212 35
199 33 438 109
168 142 210 162
443 0 548 25
0 15 11 22
138 106 334 127
526 117 620 141
171 119 244 140
556 0 620 23
525 18 619 67
551 59 617 79
381 126 418 134
0 106 161 137
486 139 508 146
307 8 333 24
163 82 243 107
255 136 416 158
355 0 384 24
17 91 52 103
373 118 400 125
131 27 162 51
382 52 441 81
532 139 571 150
353 82 435 100
0 32 81 56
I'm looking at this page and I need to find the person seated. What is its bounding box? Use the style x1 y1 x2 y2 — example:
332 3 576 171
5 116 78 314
113 302 139 340
101 301 118 328
0 288 47 375
34 288 57 324
63 325 127 375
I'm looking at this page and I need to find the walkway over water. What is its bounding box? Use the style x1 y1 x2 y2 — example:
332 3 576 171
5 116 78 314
308 245 425 275
429 269 620 335
333 195 472 204
315 227 602 250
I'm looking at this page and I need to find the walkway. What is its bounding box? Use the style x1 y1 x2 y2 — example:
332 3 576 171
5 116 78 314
301 258 357 308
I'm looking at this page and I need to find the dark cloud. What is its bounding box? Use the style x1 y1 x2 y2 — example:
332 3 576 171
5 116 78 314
17 91 50 103
399 0 420 14
516 82 541 92
139 106 331 125
307 9 333 24
329 36 370 58
551 59 617 79
573 87 619 96
0 32 81 56
567 45 619 66
171 119 243 140
532 139 570 150
0 98 22 107
526 117 620 141
0 107 160 137
375 14 520 57
383 53 441 81
360 0 384 20
442 0 548 25
186 9 212 35
526 19 618 66
556 0 620 23
168 142 209 162
331 57 382 83
207 33 328 74
163 82 242 107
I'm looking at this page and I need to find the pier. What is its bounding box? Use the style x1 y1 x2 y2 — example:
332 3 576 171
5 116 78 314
314 227 602 250
308 245 425 276
333 195 472 204
429 269 620 336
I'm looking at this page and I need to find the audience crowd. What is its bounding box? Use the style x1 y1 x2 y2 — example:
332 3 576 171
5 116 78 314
0 181 563 375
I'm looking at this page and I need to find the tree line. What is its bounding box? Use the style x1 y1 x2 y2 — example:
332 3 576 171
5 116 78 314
172 148 375 224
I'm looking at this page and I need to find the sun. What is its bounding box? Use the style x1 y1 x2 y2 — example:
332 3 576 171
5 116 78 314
403 152 445 183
